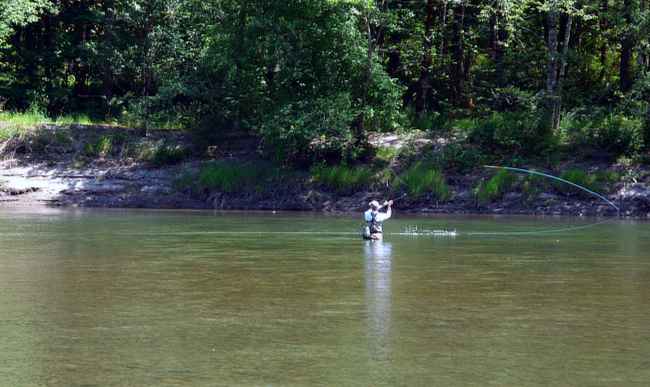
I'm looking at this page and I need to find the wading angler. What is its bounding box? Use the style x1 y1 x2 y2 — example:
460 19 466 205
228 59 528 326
363 199 393 240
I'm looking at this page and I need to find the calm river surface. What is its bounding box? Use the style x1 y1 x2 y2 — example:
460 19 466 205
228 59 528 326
1 209 649 386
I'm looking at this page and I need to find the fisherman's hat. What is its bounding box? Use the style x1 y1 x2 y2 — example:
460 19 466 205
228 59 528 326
369 200 380 209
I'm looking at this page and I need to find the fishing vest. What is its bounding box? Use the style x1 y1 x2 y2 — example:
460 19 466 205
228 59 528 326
367 212 383 234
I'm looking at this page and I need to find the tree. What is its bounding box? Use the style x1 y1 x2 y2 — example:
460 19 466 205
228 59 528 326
542 0 574 132
0 0 53 46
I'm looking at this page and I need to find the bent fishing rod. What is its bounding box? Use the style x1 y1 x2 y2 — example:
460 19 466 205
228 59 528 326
394 165 620 237
483 165 620 215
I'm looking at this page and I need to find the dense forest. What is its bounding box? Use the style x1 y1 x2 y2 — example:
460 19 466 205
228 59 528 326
1 0 650 168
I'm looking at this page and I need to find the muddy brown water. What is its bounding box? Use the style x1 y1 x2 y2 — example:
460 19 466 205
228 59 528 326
1 209 649 386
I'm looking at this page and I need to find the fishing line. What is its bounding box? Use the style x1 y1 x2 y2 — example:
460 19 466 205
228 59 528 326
458 165 620 237
464 218 612 236
484 165 620 214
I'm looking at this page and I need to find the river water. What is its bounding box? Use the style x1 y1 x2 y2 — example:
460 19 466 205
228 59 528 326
1 209 649 386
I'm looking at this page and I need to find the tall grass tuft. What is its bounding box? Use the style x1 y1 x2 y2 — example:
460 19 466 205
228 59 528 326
198 161 271 193
475 169 516 204
395 162 451 200
0 110 96 127
311 164 375 194
555 169 619 196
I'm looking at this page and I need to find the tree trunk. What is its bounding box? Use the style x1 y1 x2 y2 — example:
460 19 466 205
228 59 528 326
102 0 115 114
554 14 573 130
620 0 635 92
543 8 561 133
415 0 435 117
450 1 466 107
439 0 448 57
494 3 507 87
639 0 648 71
543 8 573 132
72 2 90 101
599 0 609 81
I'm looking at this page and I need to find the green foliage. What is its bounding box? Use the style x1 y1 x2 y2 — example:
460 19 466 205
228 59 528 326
0 109 103 132
408 110 445 132
197 161 270 194
260 93 357 166
557 169 600 196
488 87 537 113
149 144 189 166
1 0 649 171
555 169 620 196
311 164 375 195
373 146 399 169
431 143 487 174
521 175 550 203
474 170 516 204
84 136 114 158
0 0 53 46
467 111 547 154
395 162 451 201
0 124 24 141
137 141 189 166
559 112 645 157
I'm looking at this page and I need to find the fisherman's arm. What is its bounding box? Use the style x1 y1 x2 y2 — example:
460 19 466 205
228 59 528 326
378 203 392 221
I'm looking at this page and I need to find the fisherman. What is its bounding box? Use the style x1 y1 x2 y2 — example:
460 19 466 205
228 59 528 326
363 199 393 240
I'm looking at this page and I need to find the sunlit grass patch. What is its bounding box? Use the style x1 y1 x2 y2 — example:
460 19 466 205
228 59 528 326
0 110 98 127
395 162 451 200
556 168 620 196
194 161 281 193
311 164 375 194
474 169 516 204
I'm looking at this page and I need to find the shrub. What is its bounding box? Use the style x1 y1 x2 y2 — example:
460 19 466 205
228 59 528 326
84 135 113 157
489 87 537 112
474 170 516 204
521 175 550 202
259 93 357 166
150 144 189 166
467 111 547 154
555 169 619 197
395 162 451 200
432 143 487 174
198 161 270 193
408 109 445 132
311 164 375 194
562 112 644 157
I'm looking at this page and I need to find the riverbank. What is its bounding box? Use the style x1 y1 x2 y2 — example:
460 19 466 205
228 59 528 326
1 123 649 217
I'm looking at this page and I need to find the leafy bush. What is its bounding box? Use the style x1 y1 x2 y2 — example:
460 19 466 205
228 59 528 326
560 112 644 157
395 162 451 200
0 108 99 129
407 109 446 132
467 111 547 154
259 93 357 166
373 146 399 169
629 74 650 149
311 164 375 194
474 170 516 204
489 87 537 112
149 144 189 166
554 169 620 197
363 63 407 132
431 143 487 174
84 135 113 157
521 175 550 203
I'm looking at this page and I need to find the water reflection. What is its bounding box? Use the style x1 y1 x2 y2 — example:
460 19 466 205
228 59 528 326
364 240 392 363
